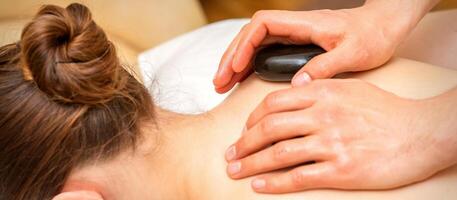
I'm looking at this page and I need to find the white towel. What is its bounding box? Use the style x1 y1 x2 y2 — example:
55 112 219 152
138 19 249 114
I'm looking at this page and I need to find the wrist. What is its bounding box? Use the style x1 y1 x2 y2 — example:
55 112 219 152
358 0 439 46
363 0 439 23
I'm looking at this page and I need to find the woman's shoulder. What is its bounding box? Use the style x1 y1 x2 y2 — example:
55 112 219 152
342 57 457 99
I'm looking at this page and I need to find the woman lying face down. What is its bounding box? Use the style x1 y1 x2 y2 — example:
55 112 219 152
0 3 155 199
1 3 457 200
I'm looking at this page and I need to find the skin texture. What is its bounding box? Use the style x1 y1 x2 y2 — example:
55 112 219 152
226 79 457 193
213 0 446 193
57 58 457 200
53 9 457 200
213 0 440 93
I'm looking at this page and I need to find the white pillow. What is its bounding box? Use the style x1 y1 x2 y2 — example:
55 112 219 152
138 19 249 114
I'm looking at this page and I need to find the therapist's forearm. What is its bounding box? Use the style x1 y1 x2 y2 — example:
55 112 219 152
360 0 440 45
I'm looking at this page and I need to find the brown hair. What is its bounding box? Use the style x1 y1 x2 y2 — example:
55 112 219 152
0 3 154 200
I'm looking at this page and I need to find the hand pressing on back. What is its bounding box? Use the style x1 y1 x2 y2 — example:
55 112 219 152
225 79 457 193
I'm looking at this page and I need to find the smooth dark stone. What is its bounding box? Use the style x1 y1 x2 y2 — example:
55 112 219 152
254 44 325 81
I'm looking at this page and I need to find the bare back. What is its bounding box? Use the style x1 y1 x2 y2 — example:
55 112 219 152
185 58 457 200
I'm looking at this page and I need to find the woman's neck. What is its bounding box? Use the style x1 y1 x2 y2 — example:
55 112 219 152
140 107 218 199
143 76 290 199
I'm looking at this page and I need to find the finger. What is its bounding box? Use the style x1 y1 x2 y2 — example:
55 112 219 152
251 162 335 193
233 11 313 72
215 77 238 94
227 136 332 179
246 87 315 129
215 66 253 94
213 30 243 88
230 109 318 160
291 44 353 86
214 62 235 91
261 36 295 46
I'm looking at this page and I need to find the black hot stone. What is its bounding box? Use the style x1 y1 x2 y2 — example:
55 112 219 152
254 44 326 81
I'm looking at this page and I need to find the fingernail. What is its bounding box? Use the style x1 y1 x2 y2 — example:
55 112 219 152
228 161 241 175
252 178 266 190
291 72 311 87
226 145 237 161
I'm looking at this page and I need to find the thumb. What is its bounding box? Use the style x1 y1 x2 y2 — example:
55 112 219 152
291 46 350 87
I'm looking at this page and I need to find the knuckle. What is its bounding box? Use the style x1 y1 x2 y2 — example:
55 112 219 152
334 153 355 174
260 115 276 133
315 111 333 125
252 10 269 21
272 142 291 162
322 81 346 96
318 134 334 147
326 104 343 118
324 130 345 148
312 104 341 125
353 44 371 65
263 92 280 111
290 170 306 188
335 162 354 176
311 80 336 97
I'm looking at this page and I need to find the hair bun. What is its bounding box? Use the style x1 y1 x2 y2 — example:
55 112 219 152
20 3 126 105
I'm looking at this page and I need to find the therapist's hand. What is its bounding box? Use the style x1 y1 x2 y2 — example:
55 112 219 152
213 8 397 93
213 0 440 93
225 79 454 193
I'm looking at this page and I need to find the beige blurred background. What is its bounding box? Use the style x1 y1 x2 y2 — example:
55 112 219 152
0 0 455 79
0 0 207 81
199 0 457 22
